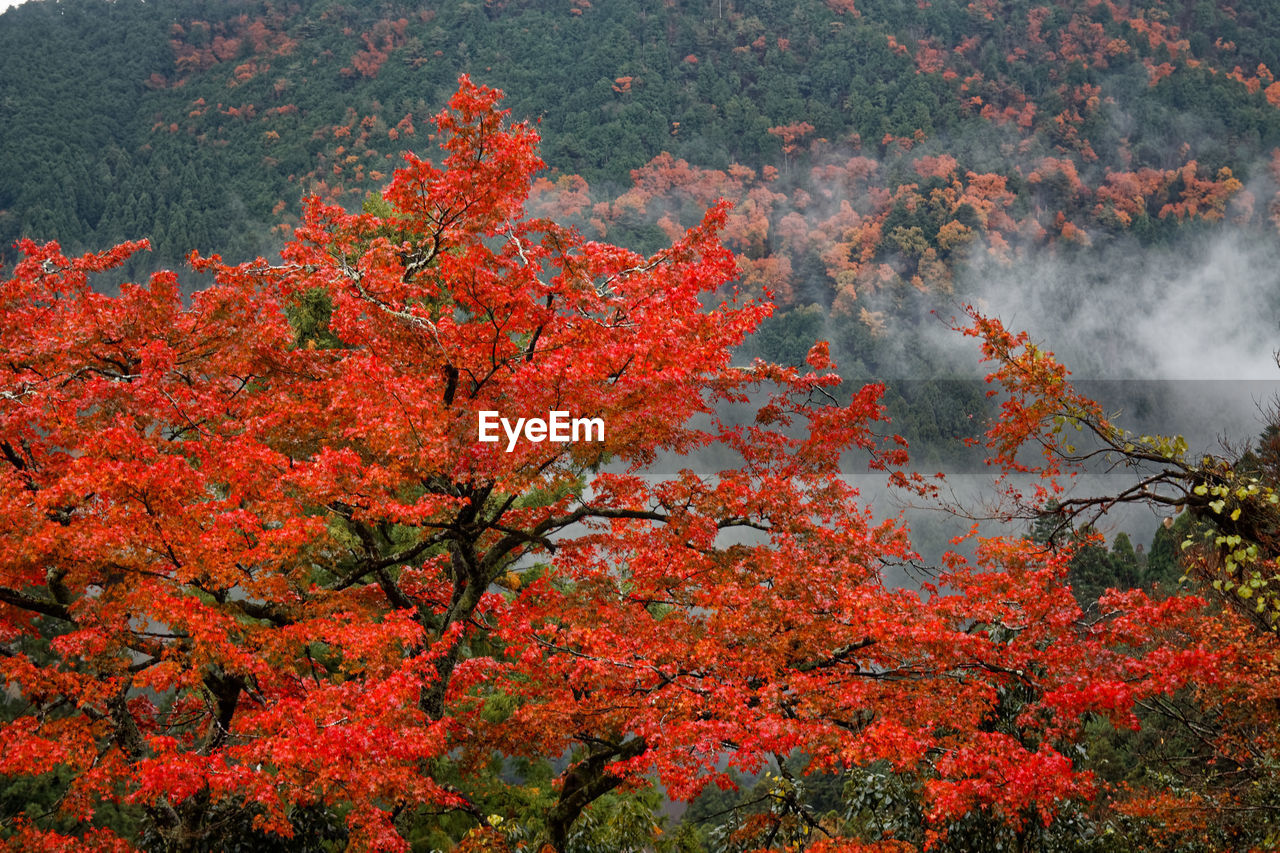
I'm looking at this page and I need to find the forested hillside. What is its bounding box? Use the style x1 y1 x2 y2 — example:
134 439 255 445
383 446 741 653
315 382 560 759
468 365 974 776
4 0 1280 292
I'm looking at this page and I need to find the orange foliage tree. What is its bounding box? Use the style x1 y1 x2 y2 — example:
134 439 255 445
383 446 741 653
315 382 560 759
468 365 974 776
0 79 1217 852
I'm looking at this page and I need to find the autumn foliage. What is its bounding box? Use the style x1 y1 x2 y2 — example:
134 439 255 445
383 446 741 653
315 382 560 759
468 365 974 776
957 306 1280 846
0 79 1240 852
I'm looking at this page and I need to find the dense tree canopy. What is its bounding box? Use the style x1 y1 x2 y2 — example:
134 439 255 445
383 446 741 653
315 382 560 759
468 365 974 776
0 78 1240 852
6 0 1280 846
5 0 1280 290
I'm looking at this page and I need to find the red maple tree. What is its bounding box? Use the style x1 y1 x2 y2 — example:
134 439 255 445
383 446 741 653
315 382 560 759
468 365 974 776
0 79 1208 851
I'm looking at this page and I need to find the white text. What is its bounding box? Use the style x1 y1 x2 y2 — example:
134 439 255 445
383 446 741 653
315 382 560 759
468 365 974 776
478 410 605 452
